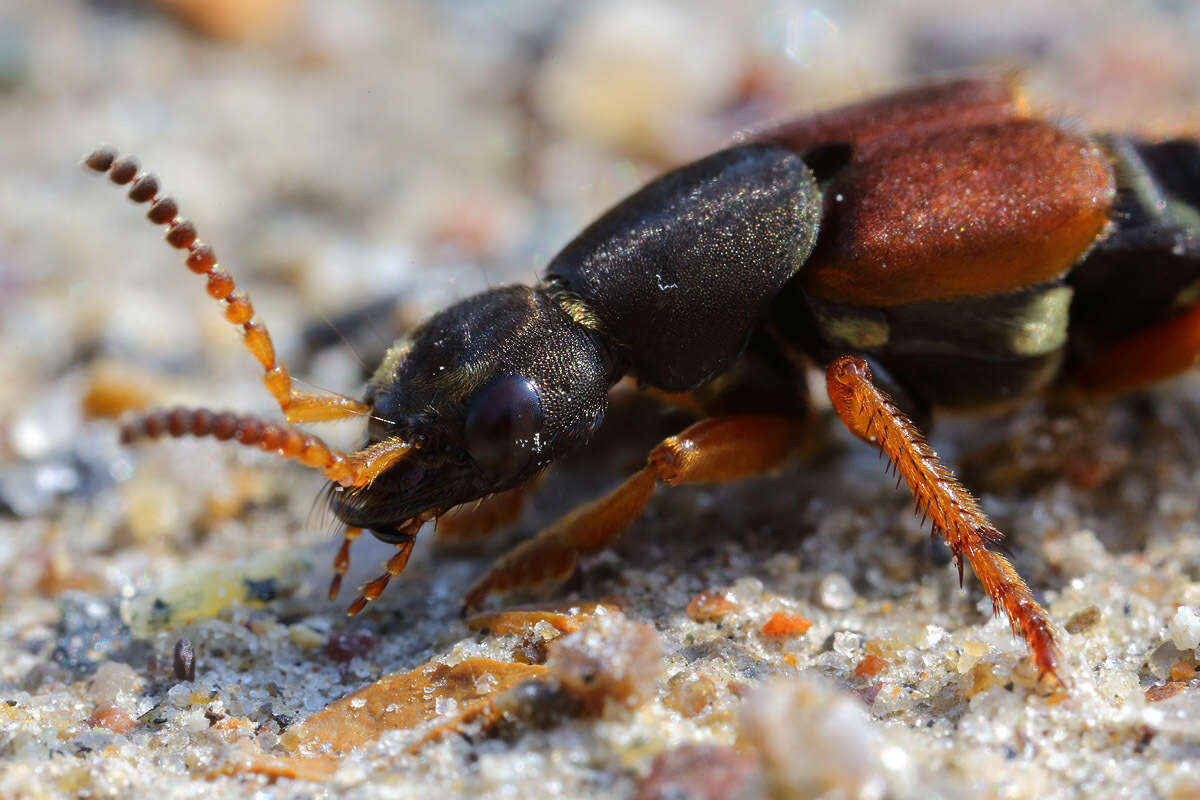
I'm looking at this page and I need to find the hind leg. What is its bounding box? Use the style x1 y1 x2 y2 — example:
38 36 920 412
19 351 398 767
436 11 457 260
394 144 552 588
826 355 1060 683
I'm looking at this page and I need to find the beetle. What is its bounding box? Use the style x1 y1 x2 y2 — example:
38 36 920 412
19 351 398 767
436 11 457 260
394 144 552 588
84 76 1199 684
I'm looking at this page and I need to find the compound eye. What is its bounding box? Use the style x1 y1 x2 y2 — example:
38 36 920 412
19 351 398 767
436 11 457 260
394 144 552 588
464 376 544 473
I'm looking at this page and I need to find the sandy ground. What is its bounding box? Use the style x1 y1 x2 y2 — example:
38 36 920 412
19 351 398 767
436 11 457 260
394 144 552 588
1 1 1199 798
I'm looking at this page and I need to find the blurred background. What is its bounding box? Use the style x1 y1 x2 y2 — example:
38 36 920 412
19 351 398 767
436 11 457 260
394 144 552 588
2 0 1198 467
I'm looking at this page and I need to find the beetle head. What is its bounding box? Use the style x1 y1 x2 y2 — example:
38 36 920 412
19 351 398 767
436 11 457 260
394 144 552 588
329 285 612 540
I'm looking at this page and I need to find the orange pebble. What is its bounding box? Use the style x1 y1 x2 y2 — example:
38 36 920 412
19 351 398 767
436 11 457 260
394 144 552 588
87 705 136 734
760 611 812 638
1170 660 1197 681
686 590 738 622
854 654 890 678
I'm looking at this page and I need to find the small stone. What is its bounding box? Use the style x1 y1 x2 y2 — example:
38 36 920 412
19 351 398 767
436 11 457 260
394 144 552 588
854 654 889 679
1146 682 1186 703
1170 660 1197 681
853 684 883 706
864 638 903 659
323 628 377 663
1065 605 1102 634
634 744 763 800
1133 577 1166 600
173 639 196 682
686 590 737 622
80 361 162 419
761 612 812 639
956 641 989 674
729 577 764 605
87 661 143 706
546 611 663 714
966 662 1000 698
663 672 718 717
1169 607 1200 651
1147 640 1184 681
832 631 863 659
149 0 297 40
287 624 325 649
1095 667 1140 708
87 705 135 735
818 573 855 610
739 677 909 799
533 0 740 156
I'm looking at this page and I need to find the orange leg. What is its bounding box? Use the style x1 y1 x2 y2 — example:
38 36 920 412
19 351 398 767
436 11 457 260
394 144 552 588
327 527 363 601
436 481 539 546
826 356 1060 683
461 416 806 612
325 512 433 615
1071 302 1200 394
345 537 417 616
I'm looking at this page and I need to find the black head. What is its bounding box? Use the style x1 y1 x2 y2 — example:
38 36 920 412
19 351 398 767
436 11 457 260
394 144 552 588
329 285 612 540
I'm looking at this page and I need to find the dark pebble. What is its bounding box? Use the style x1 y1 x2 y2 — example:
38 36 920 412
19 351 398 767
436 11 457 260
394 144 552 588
173 638 196 682
323 628 377 662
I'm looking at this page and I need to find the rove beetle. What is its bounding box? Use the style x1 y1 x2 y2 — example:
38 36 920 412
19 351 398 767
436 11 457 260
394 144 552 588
84 76 1200 685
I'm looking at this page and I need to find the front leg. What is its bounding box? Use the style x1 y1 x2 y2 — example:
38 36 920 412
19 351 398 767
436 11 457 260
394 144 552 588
436 482 539 547
461 416 807 612
826 356 1060 683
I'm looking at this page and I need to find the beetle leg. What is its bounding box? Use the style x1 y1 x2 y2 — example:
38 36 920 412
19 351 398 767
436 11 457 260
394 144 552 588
436 478 543 547
826 356 1060 683
461 416 806 613
345 537 417 616
1071 302 1200 395
327 527 362 601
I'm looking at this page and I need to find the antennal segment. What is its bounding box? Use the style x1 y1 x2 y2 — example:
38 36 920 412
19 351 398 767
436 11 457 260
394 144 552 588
84 147 369 425
120 407 412 488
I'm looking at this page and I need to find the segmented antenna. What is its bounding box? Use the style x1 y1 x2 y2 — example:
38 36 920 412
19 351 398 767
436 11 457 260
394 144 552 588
119 407 413 488
83 147 369 425
87 147 426 615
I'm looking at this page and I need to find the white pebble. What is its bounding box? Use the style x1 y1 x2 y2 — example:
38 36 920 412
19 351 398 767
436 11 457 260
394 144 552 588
833 631 863 658
1094 666 1139 708
87 661 143 707
730 576 765 604
739 676 911 799
1169 606 1200 651
819 572 855 610
534 0 739 153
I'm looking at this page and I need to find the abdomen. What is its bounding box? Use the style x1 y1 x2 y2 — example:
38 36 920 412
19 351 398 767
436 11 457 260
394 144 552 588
783 117 1115 409
1066 136 1200 369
